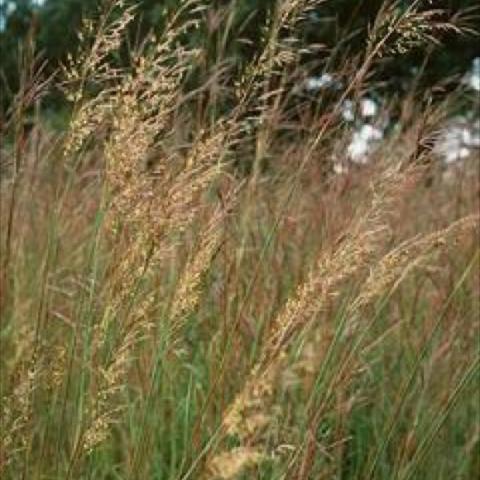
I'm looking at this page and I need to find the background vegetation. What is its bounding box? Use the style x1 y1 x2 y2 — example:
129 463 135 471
1 0 479 114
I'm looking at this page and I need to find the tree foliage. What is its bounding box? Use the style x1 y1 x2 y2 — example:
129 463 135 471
0 0 478 114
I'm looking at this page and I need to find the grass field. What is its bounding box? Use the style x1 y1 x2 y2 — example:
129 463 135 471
1 1 479 479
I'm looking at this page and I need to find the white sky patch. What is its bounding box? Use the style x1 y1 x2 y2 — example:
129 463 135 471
358 124 383 141
462 126 480 148
347 124 384 164
433 117 479 164
305 73 335 92
333 162 349 175
360 97 378 117
347 136 369 163
341 100 355 122
1 0 37 32
6 2 16 15
463 57 480 92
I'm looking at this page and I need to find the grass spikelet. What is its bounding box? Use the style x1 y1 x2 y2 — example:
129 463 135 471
205 166 415 474
350 213 480 316
62 0 137 157
368 1 470 59
261 164 410 364
170 209 226 323
82 326 139 455
0 356 40 473
206 446 265 480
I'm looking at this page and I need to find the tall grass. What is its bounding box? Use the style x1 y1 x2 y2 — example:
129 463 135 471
1 1 479 479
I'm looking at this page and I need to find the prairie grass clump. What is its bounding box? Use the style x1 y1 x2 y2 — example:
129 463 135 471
0 1 479 479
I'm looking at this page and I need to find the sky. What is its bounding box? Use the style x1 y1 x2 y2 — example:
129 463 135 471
0 0 46 32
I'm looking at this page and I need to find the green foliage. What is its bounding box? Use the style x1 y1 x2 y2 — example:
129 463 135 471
1 0 478 115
